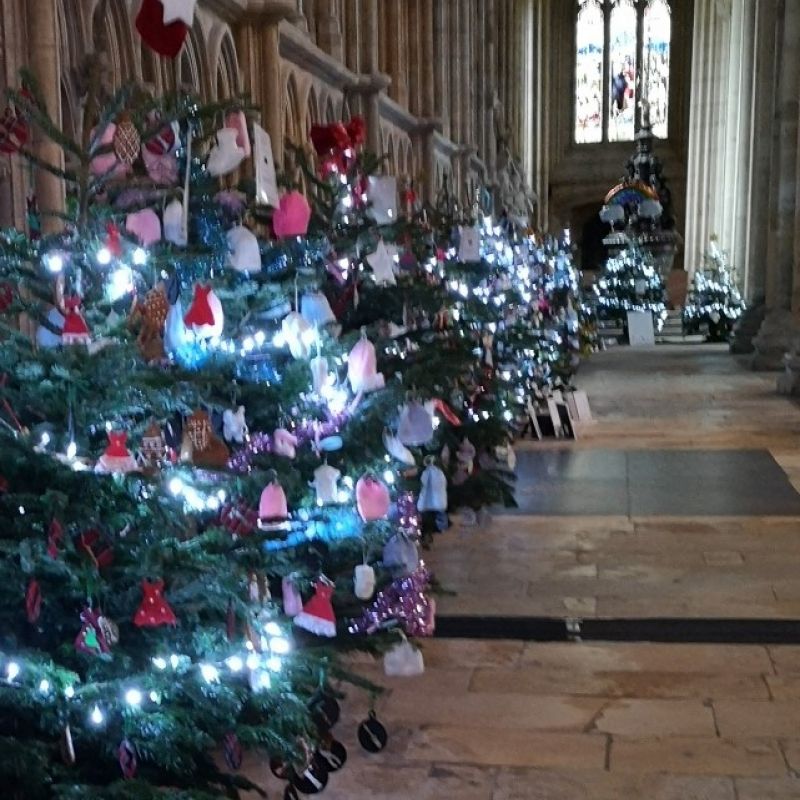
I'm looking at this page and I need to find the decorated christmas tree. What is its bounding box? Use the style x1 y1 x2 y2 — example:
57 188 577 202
594 242 666 333
684 236 745 342
0 51 561 793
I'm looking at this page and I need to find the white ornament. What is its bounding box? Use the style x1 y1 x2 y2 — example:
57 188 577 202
164 300 188 353
160 0 197 26
207 128 246 177
281 311 316 359
366 241 398 286
383 638 425 677
383 428 416 467
253 123 280 206
367 175 397 225
418 458 447 512
226 226 261 274
163 198 186 247
223 406 248 443
458 225 481 262
309 463 341 505
310 353 332 395
354 564 376 600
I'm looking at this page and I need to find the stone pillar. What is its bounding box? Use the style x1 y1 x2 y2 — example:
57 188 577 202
343 0 360 73
316 0 344 61
753 0 800 370
361 0 383 155
448 1 461 144
420 0 435 119
433 1 448 136
27 0 63 233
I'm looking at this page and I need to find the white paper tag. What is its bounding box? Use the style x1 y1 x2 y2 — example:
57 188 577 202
254 123 279 207
458 226 482 262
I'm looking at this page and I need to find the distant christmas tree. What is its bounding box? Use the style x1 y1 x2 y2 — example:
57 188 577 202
594 243 666 331
684 237 745 341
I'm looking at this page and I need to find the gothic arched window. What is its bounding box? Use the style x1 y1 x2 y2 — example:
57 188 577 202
575 0 671 144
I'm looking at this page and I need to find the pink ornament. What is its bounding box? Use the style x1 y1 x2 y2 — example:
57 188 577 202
89 124 129 179
356 474 390 522
125 208 161 246
142 146 178 185
258 479 289 529
272 191 311 238
273 428 298 459
347 329 384 393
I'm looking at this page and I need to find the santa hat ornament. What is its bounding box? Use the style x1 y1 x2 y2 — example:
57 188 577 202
125 208 162 246
136 0 195 59
61 295 91 346
226 225 261 274
347 328 384 393
207 127 246 177
133 578 177 627
272 191 311 238
356 474 390 522
95 431 139 475
294 579 337 638
184 283 224 339
258 477 289 530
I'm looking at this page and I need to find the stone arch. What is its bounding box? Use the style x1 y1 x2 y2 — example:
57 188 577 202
90 0 137 87
306 85 320 127
386 135 396 175
215 29 240 101
179 23 209 99
284 71 303 148
323 94 336 123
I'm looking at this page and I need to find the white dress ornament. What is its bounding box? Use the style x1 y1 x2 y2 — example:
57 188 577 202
397 400 434 447
382 428 416 467
281 311 316 359
418 457 448 513
223 406 248 444
366 240 398 286
309 463 341 505
163 198 187 246
226 226 261 274
164 299 189 353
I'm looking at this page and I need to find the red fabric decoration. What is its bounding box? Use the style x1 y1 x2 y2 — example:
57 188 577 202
0 104 28 155
78 528 114 570
144 115 177 155
294 581 337 637
106 222 123 257
218 499 258 537
136 0 189 59
432 398 462 427
184 284 215 327
346 116 366 147
0 282 14 312
25 579 41 623
47 519 63 558
104 432 130 458
133 579 177 627
61 295 91 344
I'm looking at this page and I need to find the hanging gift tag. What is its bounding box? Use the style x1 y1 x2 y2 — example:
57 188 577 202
254 123 280 207
458 225 481 262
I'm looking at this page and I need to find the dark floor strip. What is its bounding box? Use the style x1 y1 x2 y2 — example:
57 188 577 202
435 615 800 645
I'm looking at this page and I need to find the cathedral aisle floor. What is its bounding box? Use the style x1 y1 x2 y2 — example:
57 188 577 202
246 346 800 798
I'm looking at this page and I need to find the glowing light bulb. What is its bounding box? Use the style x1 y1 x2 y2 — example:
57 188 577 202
382 470 395 485
246 653 260 670
266 656 282 672
168 477 183 496
200 664 219 683
6 662 20 681
39 679 50 693
170 654 180 670
132 247 147 266
125 688 142 707
45 252 64 273
269 637 291 655
39 432 51 447
152 657 167 670
64 685 75 699
90 705 104 725
66 441 77 459
226 655 244 673
96 247 112 266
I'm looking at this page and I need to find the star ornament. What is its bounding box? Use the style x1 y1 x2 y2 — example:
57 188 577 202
160 0 197 25
366 241 398 286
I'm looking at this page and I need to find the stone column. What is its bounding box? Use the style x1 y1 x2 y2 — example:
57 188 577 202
420 0 435 119
343 0 360 73
753 0 800 370
433 1 448 137
316 0 344 61
448 0 461 144
361 0 383 155
27 0 63 233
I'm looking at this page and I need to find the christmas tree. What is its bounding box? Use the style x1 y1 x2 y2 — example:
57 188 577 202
594 242 666 333
0 62 547 795
684 237 745 342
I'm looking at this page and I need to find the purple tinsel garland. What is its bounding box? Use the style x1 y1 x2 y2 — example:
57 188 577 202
228 410 350 472
348 563 435 638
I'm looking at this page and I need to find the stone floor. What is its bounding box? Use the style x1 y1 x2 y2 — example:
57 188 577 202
245 345 800 799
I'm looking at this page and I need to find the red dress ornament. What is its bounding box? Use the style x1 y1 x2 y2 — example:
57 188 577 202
294 580 337 638
61 295 91 345
133 579 177 627
95 431 138 475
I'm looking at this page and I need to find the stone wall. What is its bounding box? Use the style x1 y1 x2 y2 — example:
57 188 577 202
0 0 536 229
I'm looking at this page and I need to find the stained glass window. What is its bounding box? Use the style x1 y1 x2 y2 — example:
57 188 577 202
608 0 637 142
575 0 604 144
644 0 671 139
574 0 671 144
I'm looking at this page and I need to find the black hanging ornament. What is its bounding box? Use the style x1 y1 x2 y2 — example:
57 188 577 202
309 691 340 732
357 711 388 753
284 785 301 800
269 756 290 781
223 731 243 770
317 736 347 772
290 752 329 795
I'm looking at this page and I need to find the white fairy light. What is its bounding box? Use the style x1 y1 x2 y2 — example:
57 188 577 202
90 705 104 725
269 637 291 655
152 656 167 670
226 655 244 673
6 662 20 681
246 653 260 670
132 247 148 266
200 664 219 683
38 679 50 693
96 247 112 266
382 469 395 485
44 252 64 273
125 688 142 707
170 654 180 670
64 685 75 699
266 656 282 672
66 441 77 460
